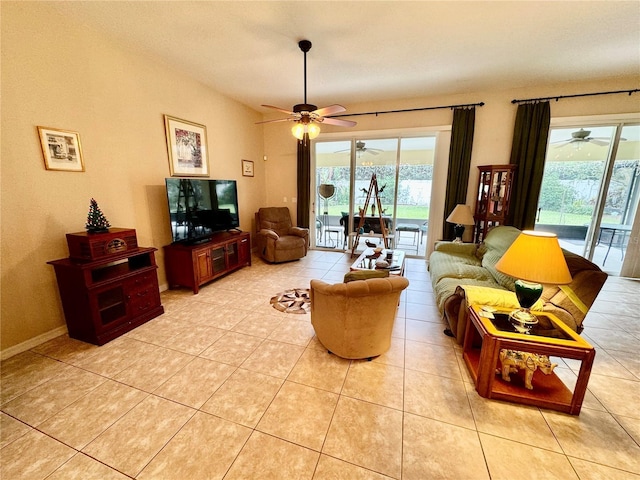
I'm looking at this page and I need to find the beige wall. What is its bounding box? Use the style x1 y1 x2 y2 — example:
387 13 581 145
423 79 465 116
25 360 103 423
2 3 639 355
1 3 266 354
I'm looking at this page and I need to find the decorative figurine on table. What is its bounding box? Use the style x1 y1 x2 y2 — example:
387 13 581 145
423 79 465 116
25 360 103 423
85 198 111 233
497 349 557 390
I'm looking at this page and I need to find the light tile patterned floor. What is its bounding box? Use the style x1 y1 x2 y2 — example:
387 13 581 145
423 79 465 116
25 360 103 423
1 251 639 479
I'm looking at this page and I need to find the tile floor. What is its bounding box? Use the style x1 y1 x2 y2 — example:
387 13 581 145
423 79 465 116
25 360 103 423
1 250 639 479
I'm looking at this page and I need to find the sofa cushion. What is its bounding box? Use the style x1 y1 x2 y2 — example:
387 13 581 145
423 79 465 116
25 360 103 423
428 250 483 285
480 226 521 290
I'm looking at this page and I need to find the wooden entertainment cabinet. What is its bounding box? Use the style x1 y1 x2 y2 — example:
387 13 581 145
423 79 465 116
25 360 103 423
164 231 251 294
48 247 164 345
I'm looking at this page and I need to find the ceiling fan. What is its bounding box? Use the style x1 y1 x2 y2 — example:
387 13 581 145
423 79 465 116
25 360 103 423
256 39 356 139
551 128 611 148
335 141 383 156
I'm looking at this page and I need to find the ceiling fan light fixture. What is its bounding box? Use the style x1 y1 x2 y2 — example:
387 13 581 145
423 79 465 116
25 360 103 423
292 122 320 140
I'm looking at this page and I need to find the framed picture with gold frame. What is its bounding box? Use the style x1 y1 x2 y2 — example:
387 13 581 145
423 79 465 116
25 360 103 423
242 159 254 177
37 126 85 172
164 115 209 177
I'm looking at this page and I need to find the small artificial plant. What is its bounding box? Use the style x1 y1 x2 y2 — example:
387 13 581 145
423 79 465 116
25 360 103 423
85 198 111 233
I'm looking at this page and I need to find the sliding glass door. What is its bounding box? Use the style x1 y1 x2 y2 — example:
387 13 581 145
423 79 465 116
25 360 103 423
535 123 639 274
312 135 435 257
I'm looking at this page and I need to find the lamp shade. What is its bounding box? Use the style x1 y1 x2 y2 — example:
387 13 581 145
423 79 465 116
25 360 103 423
446 204 475 225
495 230 572 285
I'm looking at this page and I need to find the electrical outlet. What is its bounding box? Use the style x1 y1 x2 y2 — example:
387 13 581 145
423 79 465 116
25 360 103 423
283 197 287 202
292 197 297 203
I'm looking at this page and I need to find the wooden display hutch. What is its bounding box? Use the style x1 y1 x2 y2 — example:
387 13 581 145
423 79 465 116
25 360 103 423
48 243 164 346
164 231 251 294
474 164 516 243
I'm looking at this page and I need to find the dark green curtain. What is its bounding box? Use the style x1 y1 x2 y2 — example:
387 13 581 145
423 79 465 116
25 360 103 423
509 101 550 230
443 107 476 240
296 135 311 228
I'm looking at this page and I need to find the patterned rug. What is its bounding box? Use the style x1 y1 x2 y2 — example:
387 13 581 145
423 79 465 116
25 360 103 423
270 288 311 314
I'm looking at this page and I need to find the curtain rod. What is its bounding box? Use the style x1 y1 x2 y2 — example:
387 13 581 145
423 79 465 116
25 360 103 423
511 88 639 104
329 101 484 118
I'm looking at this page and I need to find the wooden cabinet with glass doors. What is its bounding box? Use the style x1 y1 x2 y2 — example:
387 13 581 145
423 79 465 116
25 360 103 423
474 165 516 243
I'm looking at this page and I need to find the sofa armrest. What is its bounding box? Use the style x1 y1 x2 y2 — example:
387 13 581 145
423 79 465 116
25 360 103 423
288 227 309 238
434 241 478 256
460 285 543 310
258 229 279 240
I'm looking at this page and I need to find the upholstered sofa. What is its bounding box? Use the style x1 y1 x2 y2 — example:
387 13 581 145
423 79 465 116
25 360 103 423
428 225 608 344
255 207 309 263
310 276 409 359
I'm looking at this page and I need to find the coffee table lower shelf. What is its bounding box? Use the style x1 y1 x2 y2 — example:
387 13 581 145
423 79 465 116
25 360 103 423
464 349 575 412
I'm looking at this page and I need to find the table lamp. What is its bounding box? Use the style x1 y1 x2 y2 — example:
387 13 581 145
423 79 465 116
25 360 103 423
495 230 572 328
446 204 475 242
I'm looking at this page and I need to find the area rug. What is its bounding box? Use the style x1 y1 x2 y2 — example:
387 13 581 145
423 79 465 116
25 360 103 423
270 288 311 314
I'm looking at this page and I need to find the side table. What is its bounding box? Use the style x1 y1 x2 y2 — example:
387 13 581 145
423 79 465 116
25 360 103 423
463 304 595 415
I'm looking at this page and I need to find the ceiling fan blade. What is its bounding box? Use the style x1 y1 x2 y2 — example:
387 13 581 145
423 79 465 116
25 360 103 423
262 104 295 115
551 141 572 148
321 117 357 127
588 139 610 146
255 118 291 125
313 104 346 117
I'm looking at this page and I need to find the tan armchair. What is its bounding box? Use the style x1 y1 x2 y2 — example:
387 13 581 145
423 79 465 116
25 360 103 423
310 276 410 359
255 207 309 263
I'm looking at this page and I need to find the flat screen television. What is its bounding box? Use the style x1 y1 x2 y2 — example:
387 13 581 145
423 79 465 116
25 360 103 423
165 178 240 244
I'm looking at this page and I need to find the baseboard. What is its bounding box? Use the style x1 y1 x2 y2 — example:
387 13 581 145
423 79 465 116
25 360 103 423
1 325 68 361
2 285 170 360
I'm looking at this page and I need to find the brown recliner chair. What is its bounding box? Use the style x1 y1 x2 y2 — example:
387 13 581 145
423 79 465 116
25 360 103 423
255 207 309 263
310 276 410 359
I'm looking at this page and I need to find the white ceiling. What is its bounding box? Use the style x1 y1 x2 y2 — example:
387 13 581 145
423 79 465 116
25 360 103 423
52 1 640 113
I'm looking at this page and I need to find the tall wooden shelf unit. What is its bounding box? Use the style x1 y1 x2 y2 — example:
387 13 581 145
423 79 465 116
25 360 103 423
164 231 251 294
474 165 516 243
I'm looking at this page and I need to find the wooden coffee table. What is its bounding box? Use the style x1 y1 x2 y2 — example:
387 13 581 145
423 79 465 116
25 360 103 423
350 248 405 276
463 304 595 415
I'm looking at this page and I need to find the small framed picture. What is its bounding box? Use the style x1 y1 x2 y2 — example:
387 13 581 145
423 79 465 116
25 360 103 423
37 126 85 172
242 159 254 177
164 115 209 177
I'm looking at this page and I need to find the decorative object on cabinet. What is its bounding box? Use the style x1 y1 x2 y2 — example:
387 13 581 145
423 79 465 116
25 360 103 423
48 230 163 345
85 198 111 233
242 159 254 177
474 164 516 243
164 115 209 177
67 228 138 261
37 126 85 172
445 204 475 242
164 231 251 293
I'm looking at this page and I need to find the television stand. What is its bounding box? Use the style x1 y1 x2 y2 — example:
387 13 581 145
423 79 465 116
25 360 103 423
164 231 251 293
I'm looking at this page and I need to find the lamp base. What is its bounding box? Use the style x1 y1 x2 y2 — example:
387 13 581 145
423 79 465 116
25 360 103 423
509 309 539 334
452 224 465 243
514 279 543 309
510 279 543 334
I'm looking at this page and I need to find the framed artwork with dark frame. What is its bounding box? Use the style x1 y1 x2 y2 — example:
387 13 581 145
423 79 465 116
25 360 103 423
242 159 254 177
37 126 85 172
164 115 209 177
